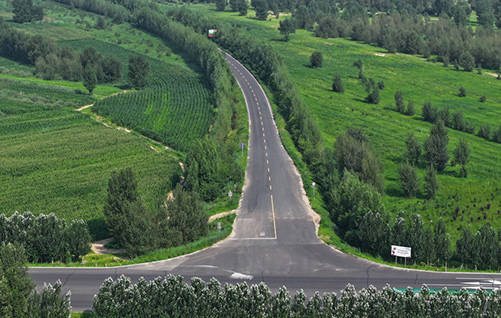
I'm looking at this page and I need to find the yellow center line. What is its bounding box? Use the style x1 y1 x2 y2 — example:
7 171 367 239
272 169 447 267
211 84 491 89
265 152 268 157
268 176 271 181
271 195 277 239
264 145 267 150
266 160 269 164
267 168 270 173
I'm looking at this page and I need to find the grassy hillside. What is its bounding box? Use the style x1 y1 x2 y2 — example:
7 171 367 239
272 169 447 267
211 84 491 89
179 4 501 242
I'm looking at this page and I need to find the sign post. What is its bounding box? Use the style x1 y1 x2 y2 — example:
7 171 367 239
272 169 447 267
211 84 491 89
240 142 246 156
312 182 316 198
228 190 233 202
391 245 411 266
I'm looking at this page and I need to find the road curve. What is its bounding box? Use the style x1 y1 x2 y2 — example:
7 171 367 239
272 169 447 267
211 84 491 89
30 53 501 312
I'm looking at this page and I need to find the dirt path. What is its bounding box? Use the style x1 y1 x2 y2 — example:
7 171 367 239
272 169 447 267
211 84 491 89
76 90 130 112
91 238 126 255
208 210 237 223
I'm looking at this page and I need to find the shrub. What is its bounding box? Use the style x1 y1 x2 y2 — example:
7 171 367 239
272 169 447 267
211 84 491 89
310 51 323 68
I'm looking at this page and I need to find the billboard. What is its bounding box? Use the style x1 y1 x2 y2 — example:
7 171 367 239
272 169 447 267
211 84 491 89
208 29 217 37
391 245 411 258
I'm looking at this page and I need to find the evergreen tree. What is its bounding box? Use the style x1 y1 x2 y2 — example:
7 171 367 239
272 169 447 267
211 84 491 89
423 165 439 199
422 101 438 123
13 0 43 23
216 0 227 11
332 74 344 93
279 18 296 41
405 100 415 116
104 168 146 249
398 162 419 198
459 51 475 72
82 64 97 96
424 120 449 171
165 185 208 245
458 85 466 97
452 138 470 178
434 218 450 264
0 243 34 318
493 124 501 143
253 0 268 20
128 54 149 89
456 227 474 267
365 87 380 104
238 0 248 15
405 133 421 164
310 51 323 68
395 91 405 113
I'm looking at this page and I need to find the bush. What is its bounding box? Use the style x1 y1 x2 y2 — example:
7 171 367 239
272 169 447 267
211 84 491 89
405 100 415 116
310 51 323 68
332 74 344 93
458 86 466 97
479 95 486 102
477 125 491 139
365 87 380 104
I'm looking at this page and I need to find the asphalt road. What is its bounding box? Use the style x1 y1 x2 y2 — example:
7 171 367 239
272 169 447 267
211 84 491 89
30 52 501 312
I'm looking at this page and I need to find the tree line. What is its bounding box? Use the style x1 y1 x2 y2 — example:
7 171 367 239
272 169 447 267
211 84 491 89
93 274 501 317
0 19 124 91
103 169 208 256
0 212 90 263
306 11 501 71
0 243 72 318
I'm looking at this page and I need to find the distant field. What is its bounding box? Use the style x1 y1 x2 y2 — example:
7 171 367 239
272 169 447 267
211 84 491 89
179 4 501 241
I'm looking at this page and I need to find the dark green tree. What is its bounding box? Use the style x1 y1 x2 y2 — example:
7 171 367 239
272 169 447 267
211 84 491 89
405 100 415 116
66 220 91 261
422 102 438 123
365 87 380 104
165 185 208 245
359 211 390 257
100 56 122 83
405 133 421 164
279 18 296 41
216 0 227 11
458 85 466 97
331 170 385 246
459 51 475 72
310 51 323 68
237 0 248 15
452 138 470 178
128 54 149 89
456 227 475 267
0 243 34 318
332 74 344 93
405 214 426 262
13 0 43 23
334 128 384 193
185 138 224 201
424 120 449 171
423 164 439 199
104 168 145 249
398 162 419 198
253 0 268 20
494 124 501 143
229 0 239 11
434 218 450 265
82 64 97 96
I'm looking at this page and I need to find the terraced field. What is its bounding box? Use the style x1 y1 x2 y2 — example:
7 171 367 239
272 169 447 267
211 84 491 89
59 39 214 151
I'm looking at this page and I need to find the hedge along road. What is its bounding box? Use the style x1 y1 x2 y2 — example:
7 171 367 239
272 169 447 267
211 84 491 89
29 52 501 312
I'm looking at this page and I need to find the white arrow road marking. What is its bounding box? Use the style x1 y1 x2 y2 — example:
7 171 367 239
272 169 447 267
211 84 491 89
230 272 254 280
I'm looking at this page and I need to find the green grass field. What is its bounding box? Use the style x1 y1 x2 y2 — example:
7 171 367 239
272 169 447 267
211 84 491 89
175 4 501 243
0 100 181 239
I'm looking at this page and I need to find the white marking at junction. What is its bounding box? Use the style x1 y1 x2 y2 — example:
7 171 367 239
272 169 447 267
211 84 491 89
230 272 254 280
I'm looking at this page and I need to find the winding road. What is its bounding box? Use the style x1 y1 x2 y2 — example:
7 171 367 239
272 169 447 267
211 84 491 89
30 53 501 312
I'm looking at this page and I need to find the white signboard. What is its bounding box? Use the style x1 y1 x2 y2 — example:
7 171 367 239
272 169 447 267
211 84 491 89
391 245 411 258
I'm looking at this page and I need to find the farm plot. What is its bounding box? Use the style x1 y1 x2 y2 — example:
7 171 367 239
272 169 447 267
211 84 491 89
0 109 181 239
62 39 214 151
